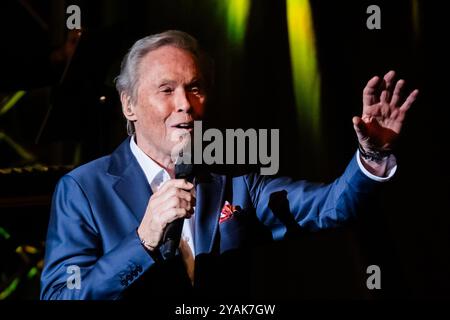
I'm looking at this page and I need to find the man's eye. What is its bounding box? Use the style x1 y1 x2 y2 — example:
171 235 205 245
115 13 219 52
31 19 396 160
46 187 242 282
190 87 201 94
161 87 173 94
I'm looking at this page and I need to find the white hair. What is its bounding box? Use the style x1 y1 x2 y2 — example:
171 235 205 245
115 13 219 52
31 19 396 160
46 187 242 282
115 30 212 136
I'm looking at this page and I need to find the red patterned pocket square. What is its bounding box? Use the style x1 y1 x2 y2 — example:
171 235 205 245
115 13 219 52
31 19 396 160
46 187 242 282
219 201 241 223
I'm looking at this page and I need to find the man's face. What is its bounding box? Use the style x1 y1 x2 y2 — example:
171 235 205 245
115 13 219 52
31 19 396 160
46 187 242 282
124 45 206 160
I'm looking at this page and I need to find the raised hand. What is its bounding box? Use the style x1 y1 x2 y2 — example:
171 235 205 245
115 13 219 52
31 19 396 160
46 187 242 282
353 70 419 159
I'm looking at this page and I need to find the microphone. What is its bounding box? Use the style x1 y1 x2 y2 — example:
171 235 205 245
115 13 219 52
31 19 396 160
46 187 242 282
160 159 195 259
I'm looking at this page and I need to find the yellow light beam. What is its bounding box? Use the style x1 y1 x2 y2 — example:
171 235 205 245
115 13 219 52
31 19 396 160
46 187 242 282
0 278 20 300
218 0 251 45
0 91 26 116
286 0 321 143
0 131 36 161
411 0 421 41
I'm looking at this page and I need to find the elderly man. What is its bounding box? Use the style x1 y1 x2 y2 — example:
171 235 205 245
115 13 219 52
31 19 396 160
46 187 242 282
40 30 418 300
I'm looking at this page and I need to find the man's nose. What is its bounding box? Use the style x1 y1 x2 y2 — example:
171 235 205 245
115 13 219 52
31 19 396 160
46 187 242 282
175 89 192 113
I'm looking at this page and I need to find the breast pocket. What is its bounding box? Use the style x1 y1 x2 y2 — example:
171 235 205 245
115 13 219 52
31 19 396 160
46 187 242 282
218 208 252 253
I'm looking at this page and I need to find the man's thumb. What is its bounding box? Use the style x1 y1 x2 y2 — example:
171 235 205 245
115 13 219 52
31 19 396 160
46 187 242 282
352 116 367 137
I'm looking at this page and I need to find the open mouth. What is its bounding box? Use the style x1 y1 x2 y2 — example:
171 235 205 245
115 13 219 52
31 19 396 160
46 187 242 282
172 122 194 130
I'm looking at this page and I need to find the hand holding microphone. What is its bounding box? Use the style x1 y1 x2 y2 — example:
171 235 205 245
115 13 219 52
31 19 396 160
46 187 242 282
137 175 195 255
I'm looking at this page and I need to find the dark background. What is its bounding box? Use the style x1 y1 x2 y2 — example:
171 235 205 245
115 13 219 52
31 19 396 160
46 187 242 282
0 0 449 300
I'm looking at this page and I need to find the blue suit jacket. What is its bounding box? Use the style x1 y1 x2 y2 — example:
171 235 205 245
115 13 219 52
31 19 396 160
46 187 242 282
40 138 381 300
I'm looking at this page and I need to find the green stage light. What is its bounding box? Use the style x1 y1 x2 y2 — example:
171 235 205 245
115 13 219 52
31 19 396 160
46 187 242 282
0 131 35 162
27 267 39 280
0 91 26 116
0 278 20 300
219 0 250 45
287 0 321 143
0 226 11 240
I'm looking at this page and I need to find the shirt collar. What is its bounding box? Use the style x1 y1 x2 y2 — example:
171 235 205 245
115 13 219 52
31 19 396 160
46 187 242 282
129 136 170 192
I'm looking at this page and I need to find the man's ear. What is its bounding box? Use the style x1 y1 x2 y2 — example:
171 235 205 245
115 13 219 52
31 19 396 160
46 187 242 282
120 92 138 121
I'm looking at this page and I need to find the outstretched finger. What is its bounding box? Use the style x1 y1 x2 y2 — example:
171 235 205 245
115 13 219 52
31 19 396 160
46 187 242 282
381 70 396 103
363 76 381 106
383 70 396 83
390 79 405 106
399 89 419 113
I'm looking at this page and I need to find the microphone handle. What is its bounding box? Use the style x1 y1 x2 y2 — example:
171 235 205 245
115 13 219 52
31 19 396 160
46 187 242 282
160 169 194 259
160 219 184 259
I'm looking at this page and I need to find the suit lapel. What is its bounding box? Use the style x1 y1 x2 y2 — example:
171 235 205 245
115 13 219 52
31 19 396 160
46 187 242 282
195 173 226 255
108 138 152 224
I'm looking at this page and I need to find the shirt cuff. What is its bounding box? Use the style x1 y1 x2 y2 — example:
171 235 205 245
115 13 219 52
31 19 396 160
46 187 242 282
356 149 397 182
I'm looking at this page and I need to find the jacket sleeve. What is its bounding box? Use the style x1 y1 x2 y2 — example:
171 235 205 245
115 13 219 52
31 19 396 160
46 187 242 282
40 175 155 300
244 153 384 240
